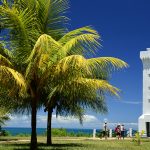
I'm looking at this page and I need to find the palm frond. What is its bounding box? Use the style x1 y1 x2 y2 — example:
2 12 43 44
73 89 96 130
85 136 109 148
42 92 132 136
0 66 27 96
58 26 100 56
48 77 119 110
25 34 61 80
52 55 128 83
27 34 61 62
59 26 98 44
36 0 69 39
0 4 39 61
73 78 120 97
57 78 120 98
52 55 89 81
47 77 116 123
0 54 12 67
87 57 128 79
87 57 128 70
56 103 85 124
0 47 13 61
15 0 37 10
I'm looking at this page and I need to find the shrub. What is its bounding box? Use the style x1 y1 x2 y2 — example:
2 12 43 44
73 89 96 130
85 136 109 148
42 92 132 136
96 131 103 138
133 130 145 145
16 133 30 137
52 128 67 137
0 130 11 136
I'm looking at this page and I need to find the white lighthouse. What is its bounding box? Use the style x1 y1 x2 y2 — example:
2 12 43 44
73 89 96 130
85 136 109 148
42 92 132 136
138 48 150 137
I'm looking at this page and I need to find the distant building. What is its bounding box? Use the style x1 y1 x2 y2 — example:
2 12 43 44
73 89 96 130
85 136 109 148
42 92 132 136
139 48 150 137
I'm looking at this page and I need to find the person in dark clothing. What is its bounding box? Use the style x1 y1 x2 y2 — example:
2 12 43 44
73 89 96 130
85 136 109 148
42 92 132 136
103 122 108 139
115 125 121 140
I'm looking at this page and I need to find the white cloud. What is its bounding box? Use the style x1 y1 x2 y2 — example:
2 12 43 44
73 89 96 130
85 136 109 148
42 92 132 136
114 100 142 105
121 101 142 105
54 114 98 124
6 114 99 128
5 114 138 129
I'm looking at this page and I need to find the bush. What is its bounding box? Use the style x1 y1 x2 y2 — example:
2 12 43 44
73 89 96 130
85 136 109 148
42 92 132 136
45 128 92 137
0 130 11 136
96 131 103 138
16 133 30 137
52 128 67 137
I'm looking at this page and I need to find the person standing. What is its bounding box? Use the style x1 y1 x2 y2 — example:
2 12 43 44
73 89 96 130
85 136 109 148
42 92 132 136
115 125 121 140
103 122 108 139
121 124 125 139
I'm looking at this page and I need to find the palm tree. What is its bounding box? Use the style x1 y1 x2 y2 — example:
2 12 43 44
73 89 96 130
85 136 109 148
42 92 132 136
45 79 116 145
45 55 127 145
0 1 128 149
0 0 69 149
42 28 128 145
0 27 127 148
25 31 127 145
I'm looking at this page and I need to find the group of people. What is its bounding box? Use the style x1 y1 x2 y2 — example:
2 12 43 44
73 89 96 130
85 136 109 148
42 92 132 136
115 124 125 139
103 122 125 139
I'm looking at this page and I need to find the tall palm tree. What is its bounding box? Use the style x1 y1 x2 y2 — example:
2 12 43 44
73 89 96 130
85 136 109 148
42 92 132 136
25 32 127 145
0 0 69 149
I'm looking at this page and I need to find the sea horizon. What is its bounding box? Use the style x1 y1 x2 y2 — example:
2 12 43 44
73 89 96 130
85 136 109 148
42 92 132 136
3 127 137 136
3 127 95 136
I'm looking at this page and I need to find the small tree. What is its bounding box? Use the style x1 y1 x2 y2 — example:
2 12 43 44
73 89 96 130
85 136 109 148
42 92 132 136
134 130 145 145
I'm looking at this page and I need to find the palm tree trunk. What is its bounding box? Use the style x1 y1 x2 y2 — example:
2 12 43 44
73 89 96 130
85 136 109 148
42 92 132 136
47 106 53 145
30 97 37 150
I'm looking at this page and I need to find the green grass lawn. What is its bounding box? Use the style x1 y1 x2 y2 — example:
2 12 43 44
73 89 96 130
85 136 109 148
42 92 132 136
0 136 150 150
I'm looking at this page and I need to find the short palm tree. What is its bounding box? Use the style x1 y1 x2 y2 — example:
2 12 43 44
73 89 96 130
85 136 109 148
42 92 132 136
41 28 128 145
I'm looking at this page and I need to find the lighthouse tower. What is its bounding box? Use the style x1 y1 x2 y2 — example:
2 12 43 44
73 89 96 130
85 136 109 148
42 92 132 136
139 48 150 137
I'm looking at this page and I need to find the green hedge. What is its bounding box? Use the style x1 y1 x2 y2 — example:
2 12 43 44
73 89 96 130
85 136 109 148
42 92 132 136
50 128 92 137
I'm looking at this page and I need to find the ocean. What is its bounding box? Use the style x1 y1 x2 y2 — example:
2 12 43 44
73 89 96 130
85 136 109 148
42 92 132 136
3 127 137 136
3 127 94 136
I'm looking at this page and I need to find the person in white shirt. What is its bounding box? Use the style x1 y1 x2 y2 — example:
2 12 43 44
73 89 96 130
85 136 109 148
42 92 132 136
121 124 125 139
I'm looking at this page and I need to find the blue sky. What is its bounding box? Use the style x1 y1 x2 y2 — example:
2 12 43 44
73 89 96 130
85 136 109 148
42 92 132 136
6 0 150 129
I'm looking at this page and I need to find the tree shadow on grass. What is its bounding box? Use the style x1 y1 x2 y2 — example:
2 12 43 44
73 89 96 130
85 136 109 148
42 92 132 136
0 138 18 141
8 143 84 150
